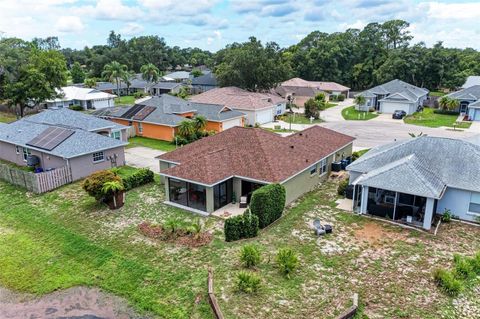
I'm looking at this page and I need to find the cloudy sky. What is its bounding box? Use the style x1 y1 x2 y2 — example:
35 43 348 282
0 0 479 51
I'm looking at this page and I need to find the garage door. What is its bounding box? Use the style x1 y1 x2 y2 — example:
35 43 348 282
222 118 243 130
380 102 411 114
255 108 273 124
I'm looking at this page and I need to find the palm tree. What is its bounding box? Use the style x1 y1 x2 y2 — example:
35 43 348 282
447 98 459 111
84 78 96 88
140 63 160 83
122 70 134 95
193 115 207 132
439 96 450 111
102 61 128 96
178 120 196 139
102 180 125 209
354 95 366 106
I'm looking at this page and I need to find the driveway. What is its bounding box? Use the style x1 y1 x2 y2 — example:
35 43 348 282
124 146 165 172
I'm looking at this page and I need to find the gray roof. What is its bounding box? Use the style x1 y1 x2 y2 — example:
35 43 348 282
192 72 217 86
95 81 128 91
150 82 182 89
347 136 480 193
361 79 428 100
462 76 480 89
163 71 191 80
93 94 244 126
379 90 418 103
353 154 446 198
0 119 127 159
447 85 480 101
25 108 127 132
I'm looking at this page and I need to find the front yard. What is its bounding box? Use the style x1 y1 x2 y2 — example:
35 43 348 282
0 176 479 318
341 106 379 121
115 95 136 106
281 113 323 124
404 108 471 129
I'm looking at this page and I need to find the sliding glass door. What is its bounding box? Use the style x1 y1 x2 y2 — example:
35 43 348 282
169 178 206 212
214 179 233 211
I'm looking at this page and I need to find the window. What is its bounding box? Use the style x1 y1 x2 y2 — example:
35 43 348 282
138 123 143 134
110 131 121 140
309 165 317 175
15 146 20 154
319 158 327 175
469 193 480 214
22 147 31 161
92 151 105 163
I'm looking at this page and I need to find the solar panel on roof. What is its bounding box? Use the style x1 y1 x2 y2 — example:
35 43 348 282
26 127 75 151
121 104 145 119
133 106 156 121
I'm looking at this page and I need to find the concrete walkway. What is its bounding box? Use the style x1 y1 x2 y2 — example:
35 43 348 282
320 98 354 122
124 146 165 172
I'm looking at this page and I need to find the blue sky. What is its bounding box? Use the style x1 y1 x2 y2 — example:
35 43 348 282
1 0 480 51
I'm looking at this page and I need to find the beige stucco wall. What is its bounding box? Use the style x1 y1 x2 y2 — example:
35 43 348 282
68 146 126 181
282 143 353 204
0 141 66 169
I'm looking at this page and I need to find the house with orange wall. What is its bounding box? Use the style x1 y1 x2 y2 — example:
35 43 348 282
93 94 245 142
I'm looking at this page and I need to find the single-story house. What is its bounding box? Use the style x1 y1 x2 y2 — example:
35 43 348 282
275 77 350 106
0 109 127 181
157 126 354 214
45 86 116 110
191 72 218 93
355 79 429 115
93 94 245 142
445 85 480 120
189 87 286 125
462 76 480 89
347 136 480 230
162 71 192 83
150 82 183 96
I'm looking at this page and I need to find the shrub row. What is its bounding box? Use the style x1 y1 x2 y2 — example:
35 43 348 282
122 168 154 191
433 109 459 116
250 184 286 228
68 105 84 111
329 94 345 102
224 210 259 242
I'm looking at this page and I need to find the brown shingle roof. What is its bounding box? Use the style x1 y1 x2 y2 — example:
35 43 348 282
280 77 350 92
158 126 354 185
189 87 284 110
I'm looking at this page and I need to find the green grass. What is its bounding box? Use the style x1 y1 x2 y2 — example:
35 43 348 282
429 91 446 97
0 111 17 123
0 159 35 172
127 136 177 152
325 102 337 109
404 108 471 128
114 165 141 178
115 95 136 106
281 113 323 124
264 128 298 133
341 106 378 121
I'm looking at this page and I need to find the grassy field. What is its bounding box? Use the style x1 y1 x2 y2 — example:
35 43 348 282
341 106 378 121
127 136 177 152
0 175 479 318
0 111 17 123
115 95 136 106
282 113 323 124
404 108 471 129
429 91 447 97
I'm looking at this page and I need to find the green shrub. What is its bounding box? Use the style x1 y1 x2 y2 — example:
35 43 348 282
82 170 122 201
235 271 261 293
250 184 286 228
276 248 299 278
122 168 154 190
442 209 452 222
68 105 84 111
454 257 475 280
337 94 345 101
337 179 349 196
133 91 146 99
329 95 337 102
471 252 480 274
433 268 463 296
433 109 458 116
224 210 259 242
240 244 261 268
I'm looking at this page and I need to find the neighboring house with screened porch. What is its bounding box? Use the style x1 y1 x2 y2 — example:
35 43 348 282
347 136 480 230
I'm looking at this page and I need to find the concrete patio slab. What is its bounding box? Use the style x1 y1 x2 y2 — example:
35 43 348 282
124 146 165 172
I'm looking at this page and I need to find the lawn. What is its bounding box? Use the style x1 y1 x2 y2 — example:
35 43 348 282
341 106 379 121
115 95 136 106
404 108 471 129
127 136 177 152
264 127 298 133
0 111 17 123
429 91 446 97
0 175 479 318
282 113 323 124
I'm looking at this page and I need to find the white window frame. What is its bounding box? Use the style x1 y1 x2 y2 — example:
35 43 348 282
319 158 328 176
309 164 317 176
110 131 121 140
468 192 480 215
92 151 105 163
22 147 31 162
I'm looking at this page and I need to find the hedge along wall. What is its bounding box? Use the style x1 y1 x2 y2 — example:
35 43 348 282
249 183 286 228
122 168 154 191
224 209 259 242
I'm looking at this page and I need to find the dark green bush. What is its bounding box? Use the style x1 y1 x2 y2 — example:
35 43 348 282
337 94 345 101
276 248 299 278
329 95 337 102
441 209 452 222
250 184 286 228
433 268 463 296
122 168 154 191
82 170 122 201
68 105 84 111
337 179 349 196
133 91 146 98
235 271 261 293
433 109 459 116
224 210 259 242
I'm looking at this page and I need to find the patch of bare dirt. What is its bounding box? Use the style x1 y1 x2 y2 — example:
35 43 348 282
354 222 407 245
138 222 213 248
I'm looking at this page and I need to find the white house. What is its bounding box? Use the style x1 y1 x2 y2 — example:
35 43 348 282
445 85 480 121
355 79 429 115
46 86 116 110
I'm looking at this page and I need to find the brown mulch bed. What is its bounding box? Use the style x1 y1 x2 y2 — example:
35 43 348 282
138 222 213 248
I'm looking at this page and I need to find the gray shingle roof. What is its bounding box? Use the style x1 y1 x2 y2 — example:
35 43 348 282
0 119 127 159
462 76 480 89
25 108 127 131
150 82 183 89
361 79 428 100
192 72 217 86
447 85 480 101
163 71 191 80
347 136 480 193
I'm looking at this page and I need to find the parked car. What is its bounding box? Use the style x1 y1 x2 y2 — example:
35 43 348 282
392 110 407 119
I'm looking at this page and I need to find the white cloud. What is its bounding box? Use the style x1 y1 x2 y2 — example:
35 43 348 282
74 0 144 21
120 22 144 36
55 16 84 33
426 2 480 20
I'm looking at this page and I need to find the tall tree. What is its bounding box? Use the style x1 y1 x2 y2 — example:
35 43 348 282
140 63 160 83
70 61 85 84
382 20 413 50
102 61 128 95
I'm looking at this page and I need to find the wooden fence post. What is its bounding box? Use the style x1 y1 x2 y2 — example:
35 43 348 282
207 267 224 319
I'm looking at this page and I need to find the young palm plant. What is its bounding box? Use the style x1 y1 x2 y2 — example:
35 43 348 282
102 180 125 209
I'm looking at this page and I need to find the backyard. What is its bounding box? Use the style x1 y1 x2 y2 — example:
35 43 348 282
341 106 379 121
404 108 471 128
115 95 136 106
127 136 177 152
0 175 479 318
